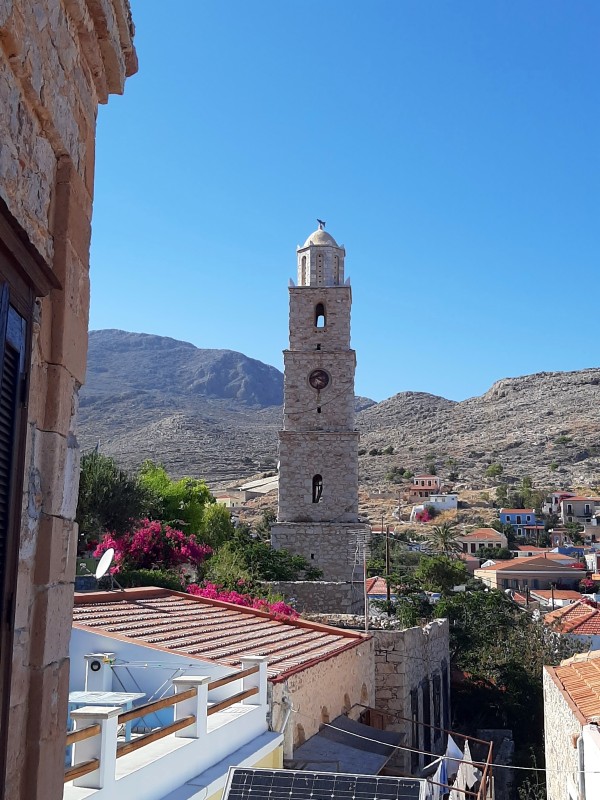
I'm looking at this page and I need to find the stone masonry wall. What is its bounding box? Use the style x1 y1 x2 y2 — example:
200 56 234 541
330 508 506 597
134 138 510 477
270 522 370 582
296 615 451 776
277 433 360 522
270 637 374 758
288 286 351 351
282 350 355 431
0 3 136 798
269 580 365 615
543 667 582 800
373 620 450 774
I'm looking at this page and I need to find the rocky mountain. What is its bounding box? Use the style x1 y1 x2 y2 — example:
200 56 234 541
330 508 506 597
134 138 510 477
78 330 285 484
357 370 600 488
78 330 600 489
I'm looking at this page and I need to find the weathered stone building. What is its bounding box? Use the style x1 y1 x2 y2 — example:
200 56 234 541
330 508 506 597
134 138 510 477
0 2 136 798
271 224 370 603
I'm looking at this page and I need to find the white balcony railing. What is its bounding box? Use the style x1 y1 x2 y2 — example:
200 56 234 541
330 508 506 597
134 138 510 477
64 655 270 800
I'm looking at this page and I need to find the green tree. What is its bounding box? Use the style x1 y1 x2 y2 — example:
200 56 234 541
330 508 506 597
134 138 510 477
414 555 469 594
139 461 213 533
373 593 433 627
205 525 322 587
495 483 509 506
76 451 151 552
435 589 584 775
486 463 503 479
255 509 276 540
478 547 512 561
202 502 236 549
426 522 462 556
565 521 585 545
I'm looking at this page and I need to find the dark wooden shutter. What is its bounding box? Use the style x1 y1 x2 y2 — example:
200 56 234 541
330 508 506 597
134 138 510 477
0 284 26 604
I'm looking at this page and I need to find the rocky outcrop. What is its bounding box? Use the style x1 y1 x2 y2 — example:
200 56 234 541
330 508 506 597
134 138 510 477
357 369 600 487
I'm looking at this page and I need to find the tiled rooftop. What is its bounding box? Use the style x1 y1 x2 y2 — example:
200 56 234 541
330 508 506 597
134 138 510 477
459 528 503 541
73 588 368 682
552 653 600 721
532 590 582 601
476 555 585 572
545 600 600 635
366 576 390 595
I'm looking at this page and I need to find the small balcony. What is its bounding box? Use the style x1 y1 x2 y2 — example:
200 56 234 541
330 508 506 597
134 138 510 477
63 655 282 800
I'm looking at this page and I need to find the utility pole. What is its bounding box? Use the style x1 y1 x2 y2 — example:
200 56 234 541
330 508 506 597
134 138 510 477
386 525 391 616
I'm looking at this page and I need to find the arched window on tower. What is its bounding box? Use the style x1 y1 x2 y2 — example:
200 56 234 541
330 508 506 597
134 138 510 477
315 303 325 328
301 255 307 285
333 254 339 284
312 474 323 503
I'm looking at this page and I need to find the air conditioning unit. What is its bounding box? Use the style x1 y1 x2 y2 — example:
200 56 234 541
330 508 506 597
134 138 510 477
84 652 115 692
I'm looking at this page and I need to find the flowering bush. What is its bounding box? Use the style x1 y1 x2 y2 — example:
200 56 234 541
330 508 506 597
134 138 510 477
415 509 433 523
94 519 212 573
187 581 298 618
579 578 599 594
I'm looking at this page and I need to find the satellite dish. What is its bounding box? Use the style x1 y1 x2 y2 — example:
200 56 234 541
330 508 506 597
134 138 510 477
95 548 115 580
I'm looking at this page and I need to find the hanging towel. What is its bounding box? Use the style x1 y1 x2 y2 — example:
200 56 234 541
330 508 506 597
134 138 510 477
463 741 483 789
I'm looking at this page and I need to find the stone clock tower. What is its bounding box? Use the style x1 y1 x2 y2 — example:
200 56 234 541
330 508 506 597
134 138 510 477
271 223 369 583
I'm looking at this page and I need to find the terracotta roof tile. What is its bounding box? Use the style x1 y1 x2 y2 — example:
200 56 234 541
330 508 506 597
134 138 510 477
501 509 535 514
553 657 600 721
459 528 503 541
476 556 586 572
531 590 582 601
545 600 600 635
366 577 390 595
72 588 368 681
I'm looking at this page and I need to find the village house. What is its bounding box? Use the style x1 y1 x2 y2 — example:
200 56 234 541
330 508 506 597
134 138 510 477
69 588 377 779
513 545 553 558
542 491 576 517
474 555 587 591
499 508 538 538
560 496 600 526
456 527 507 555
413 475 442 490
530 589 583 609
543 599 600 651
0 3 136 799
213 490 247 509
406 475 442 504
544 651 600 800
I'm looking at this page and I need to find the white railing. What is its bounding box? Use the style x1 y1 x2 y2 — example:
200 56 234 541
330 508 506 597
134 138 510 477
64 655 269 799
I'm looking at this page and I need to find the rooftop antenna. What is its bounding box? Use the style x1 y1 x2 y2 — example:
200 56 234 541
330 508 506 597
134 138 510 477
95 548 124 591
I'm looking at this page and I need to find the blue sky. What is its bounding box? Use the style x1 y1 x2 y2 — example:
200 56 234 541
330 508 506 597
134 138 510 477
90 1 599 402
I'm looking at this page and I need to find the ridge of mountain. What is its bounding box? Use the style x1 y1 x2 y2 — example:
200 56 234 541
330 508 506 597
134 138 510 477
78 330 600 488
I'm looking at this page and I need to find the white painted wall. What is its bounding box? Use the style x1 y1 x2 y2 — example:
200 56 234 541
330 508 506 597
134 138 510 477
582 724 600 799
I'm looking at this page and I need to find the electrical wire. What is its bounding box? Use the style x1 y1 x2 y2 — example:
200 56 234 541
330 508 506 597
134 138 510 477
290 707 600 776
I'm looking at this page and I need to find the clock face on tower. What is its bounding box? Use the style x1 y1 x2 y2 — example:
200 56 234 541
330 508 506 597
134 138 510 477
308 369 330 391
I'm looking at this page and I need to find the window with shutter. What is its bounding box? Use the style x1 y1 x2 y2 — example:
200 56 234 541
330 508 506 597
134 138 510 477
0 280 30 794
0 285 27 603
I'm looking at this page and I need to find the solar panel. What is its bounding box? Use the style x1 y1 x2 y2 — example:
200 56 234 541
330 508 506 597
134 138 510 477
223 768 426 800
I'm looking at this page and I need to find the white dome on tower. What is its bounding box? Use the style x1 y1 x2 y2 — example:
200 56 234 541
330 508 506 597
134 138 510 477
302 227 338 248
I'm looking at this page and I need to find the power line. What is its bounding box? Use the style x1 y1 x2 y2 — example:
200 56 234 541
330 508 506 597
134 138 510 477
290 707 600 777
